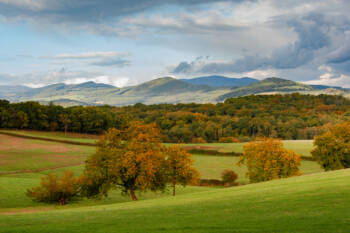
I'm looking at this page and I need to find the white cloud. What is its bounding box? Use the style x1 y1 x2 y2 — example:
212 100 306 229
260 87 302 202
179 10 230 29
64 75 130 87
304 73 350 87
49 51 127 60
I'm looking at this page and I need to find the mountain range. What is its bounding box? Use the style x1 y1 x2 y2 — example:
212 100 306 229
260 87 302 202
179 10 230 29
0 76 348 106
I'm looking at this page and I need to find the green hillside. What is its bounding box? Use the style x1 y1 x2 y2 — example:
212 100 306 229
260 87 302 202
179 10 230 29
1 169 349 233
218 77 315 100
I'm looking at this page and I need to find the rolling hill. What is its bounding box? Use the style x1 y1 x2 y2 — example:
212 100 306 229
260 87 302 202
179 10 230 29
0 76 347 106
1 168 349 232
217 77 316 101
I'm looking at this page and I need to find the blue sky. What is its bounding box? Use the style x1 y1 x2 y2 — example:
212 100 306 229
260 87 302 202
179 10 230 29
1 0 350 87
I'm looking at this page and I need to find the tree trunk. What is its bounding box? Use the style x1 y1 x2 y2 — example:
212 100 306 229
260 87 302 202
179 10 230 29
130 190 137 201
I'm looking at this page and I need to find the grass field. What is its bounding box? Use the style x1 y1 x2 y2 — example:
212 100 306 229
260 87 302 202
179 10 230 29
0 134 94 174
183 140 314 156
1 169 349 233
1 131 348 232
0 129 98 144
193 154 322 184
182 140 314 157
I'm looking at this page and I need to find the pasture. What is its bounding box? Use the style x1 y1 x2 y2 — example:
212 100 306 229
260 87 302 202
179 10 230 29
1 169 349 233
183 140 314 157
0 131 341 233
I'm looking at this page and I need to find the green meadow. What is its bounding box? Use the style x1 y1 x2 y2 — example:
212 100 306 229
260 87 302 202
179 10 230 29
0 132 348 233
1 169 349 233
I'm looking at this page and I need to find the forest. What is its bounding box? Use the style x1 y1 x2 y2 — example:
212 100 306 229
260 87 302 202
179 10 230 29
1 93 350 143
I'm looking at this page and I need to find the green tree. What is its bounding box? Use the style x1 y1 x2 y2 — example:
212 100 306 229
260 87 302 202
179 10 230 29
311 123 350 170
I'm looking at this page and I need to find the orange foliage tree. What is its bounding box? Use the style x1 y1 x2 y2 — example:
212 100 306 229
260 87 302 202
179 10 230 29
165 145 200 196
312 123 350 171
238 138 301 183
26 171 81 205
81 122 168 201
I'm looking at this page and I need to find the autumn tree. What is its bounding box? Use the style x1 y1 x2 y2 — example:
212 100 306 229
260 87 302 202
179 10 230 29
311 123 350 171
238 138 301 183
165 145 200 196
82 122 168 201
26 171 81 205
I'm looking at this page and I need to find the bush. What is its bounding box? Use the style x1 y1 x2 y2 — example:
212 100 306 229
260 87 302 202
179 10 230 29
312 123 350 171
221 169 239 186
26 171 81 205
191 137 207 143
239 138 301 183
219 137 240 143
198 179 223 187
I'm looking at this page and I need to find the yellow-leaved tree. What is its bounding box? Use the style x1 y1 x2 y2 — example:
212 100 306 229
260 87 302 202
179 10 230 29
165 145 200 196
238 138 301 183
312 123 350 171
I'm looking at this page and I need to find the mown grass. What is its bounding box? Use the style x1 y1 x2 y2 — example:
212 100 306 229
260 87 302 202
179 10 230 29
1 169 349 233
0 173 214 212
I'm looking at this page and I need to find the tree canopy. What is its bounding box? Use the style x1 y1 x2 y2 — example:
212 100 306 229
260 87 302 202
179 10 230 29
312 123 350 171
239 138 302 183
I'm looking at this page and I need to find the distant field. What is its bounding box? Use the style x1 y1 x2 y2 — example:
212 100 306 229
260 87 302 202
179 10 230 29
193 154 322 184
0 134 94 174
183 140 314 157
0 130 98 144
1 169 349 233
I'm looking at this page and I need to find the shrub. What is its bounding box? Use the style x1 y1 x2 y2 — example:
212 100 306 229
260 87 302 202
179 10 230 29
191 137 207 143
198 179 223 187
239 138 301 183
311 123 350 171
26 171 81 205
221 169 239 186
219 137 240 143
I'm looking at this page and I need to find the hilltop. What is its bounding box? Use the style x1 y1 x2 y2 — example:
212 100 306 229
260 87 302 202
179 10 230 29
0 76 347 106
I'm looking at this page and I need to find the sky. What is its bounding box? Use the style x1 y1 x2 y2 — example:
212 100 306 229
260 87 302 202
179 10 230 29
0 0 350 88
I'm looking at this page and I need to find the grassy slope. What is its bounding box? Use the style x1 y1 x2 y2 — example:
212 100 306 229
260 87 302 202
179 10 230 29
1 169 349 233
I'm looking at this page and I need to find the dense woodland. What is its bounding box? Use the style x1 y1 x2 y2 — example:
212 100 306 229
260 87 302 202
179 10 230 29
1 93 350 143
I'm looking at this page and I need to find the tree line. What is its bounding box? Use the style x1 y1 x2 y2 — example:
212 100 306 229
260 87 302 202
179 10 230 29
2 93 350 142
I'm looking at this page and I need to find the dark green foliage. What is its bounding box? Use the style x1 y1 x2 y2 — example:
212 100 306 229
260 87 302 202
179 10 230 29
1 93 350 142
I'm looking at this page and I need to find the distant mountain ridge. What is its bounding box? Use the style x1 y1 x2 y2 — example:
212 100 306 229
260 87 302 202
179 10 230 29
0 76 347 106
180 75 258 87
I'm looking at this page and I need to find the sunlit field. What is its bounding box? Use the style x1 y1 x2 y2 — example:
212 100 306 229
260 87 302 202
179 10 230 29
1 169 349 233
